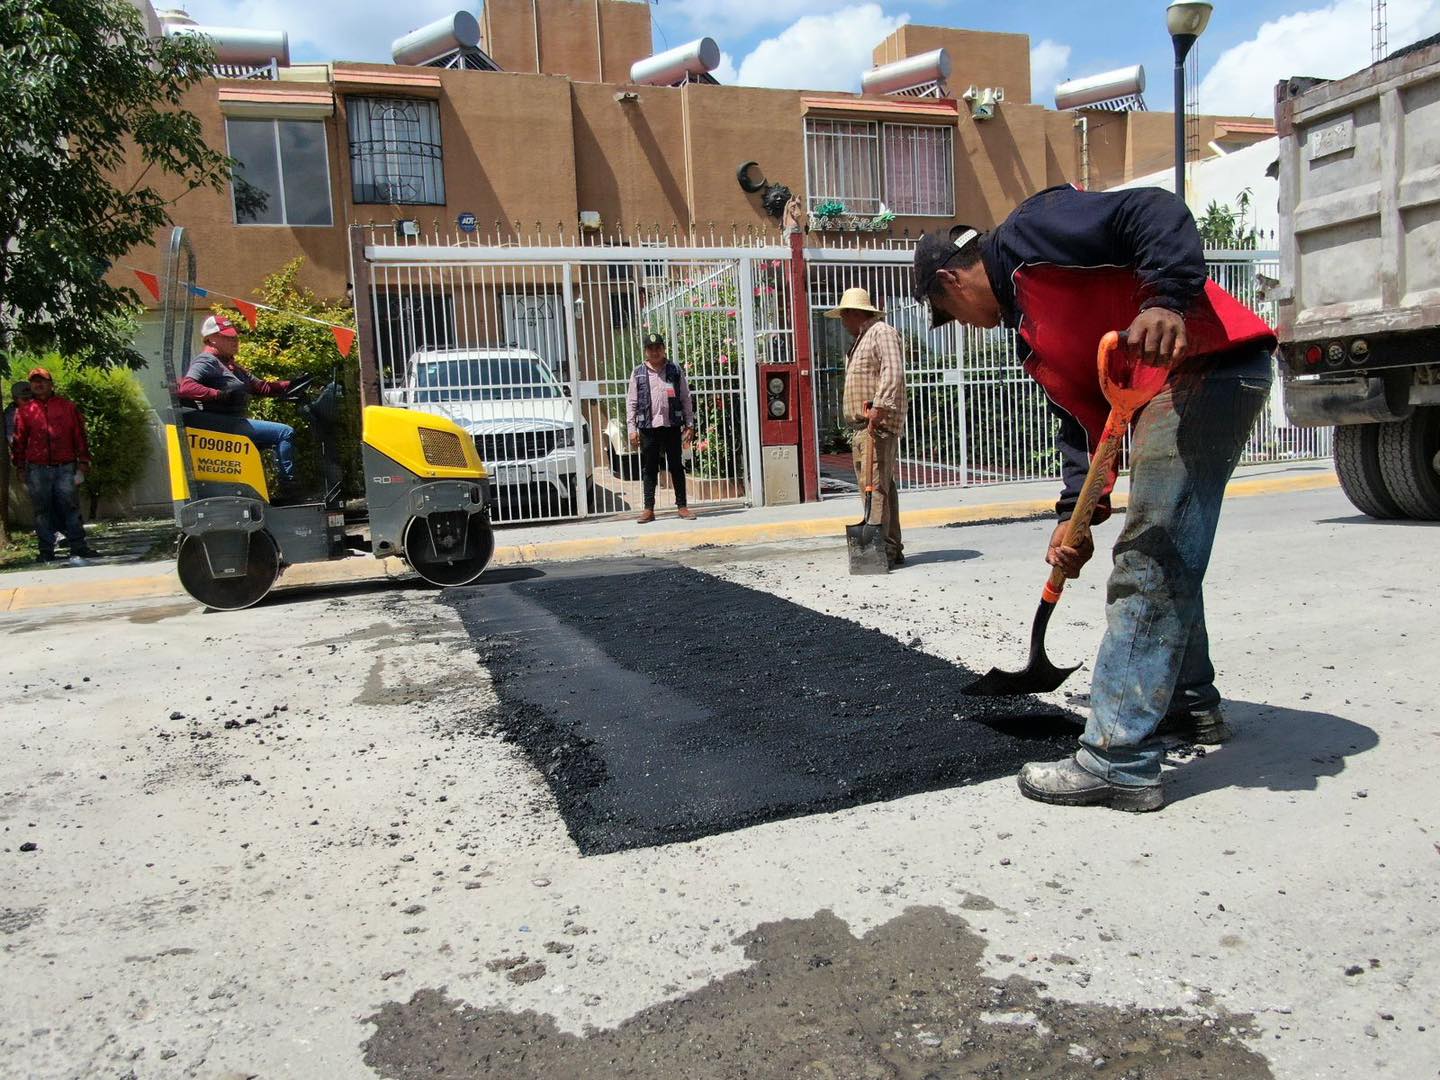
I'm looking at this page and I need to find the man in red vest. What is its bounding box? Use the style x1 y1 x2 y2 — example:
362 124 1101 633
11 367 97 561
914 185 1276 812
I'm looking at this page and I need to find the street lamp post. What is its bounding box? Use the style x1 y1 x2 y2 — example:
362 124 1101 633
1167 1 1214 205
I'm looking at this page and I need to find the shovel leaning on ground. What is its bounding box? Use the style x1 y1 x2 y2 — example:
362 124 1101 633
964 331 1171 697
846 418 891 575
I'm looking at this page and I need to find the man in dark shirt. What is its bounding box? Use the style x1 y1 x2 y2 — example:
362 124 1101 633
4 381 33 446
11 367 96 561
177 315 298 497
915 185 1275 813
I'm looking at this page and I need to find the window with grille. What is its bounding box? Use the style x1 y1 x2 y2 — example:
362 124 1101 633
804 118 882 215
882 123 954 216
804 117 955 218
347 97 446 205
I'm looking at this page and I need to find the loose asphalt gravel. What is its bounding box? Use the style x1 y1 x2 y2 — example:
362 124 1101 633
1 484 1436 1079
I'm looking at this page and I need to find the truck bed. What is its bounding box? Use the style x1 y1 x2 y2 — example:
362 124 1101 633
1274 41 1440 349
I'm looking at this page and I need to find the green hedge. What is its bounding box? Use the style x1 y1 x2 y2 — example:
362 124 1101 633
5 352 152 517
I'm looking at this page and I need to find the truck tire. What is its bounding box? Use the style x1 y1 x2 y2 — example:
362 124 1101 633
1376 406 1440 520
1332 423 1403 519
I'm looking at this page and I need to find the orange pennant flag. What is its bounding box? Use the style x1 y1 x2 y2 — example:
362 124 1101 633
233 299 259 329
134 270 161 302
331 325 356 357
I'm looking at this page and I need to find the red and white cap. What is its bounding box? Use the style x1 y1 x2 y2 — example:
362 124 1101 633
201 315 239 339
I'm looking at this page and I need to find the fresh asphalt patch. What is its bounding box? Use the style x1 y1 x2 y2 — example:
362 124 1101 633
447 561 1078 855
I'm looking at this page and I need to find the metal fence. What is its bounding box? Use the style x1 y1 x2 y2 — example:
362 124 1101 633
808 247 1331 497
357 230 1327 523
361 234 787 524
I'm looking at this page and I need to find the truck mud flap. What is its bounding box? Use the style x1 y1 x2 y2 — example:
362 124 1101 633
1283 376 1413 427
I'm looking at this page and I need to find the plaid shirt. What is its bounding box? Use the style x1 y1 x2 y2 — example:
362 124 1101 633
841 317 907 436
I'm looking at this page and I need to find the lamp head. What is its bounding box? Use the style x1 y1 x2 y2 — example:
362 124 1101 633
1167 1 1214 38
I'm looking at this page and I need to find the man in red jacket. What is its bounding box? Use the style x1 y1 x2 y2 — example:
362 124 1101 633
915 185 1275 813
11 367 97 561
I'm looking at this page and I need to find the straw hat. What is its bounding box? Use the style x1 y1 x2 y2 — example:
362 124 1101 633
823 287 884 319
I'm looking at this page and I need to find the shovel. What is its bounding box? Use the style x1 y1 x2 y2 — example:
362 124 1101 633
964 331 1170 696
846 420 891 575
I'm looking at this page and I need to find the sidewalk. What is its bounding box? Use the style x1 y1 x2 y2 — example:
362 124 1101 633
0 461 1336 613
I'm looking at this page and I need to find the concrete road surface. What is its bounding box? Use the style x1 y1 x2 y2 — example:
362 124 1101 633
2 485 1436 1079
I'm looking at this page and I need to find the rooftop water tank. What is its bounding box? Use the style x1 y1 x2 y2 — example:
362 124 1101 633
861 49 951 96
1055 65 1147 110
392 11 483 67
163 23 290 67
630 38 721 86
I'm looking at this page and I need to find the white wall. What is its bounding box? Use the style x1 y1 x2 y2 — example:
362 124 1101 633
1110 137 1280 247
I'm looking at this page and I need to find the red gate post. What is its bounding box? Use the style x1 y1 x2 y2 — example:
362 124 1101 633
787 230 822 501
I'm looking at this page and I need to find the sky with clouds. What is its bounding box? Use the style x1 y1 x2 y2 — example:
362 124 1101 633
184 0 1440 117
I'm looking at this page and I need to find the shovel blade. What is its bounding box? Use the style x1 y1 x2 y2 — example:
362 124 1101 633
845 522 890 575
962 596 1080 696
963 658 1081 697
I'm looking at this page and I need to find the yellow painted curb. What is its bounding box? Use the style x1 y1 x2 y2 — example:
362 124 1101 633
1 470 1336 613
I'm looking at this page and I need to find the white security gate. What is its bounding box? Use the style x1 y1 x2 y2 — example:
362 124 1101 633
807 247 1061 495
359 233 1328 523
360 237 790 523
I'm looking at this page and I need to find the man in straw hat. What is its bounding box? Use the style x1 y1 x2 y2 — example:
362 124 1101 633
830 287 906 568
914 185 1276 812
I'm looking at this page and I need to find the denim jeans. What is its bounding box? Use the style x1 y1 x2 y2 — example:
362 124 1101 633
241 418 297 481
1075 348 1273 787
25 463 87 557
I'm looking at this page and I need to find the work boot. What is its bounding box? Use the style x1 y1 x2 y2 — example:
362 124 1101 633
637 509 655 524
676 507 696 520
1017 756 1164 813
888 551 905 569
1155 706 1232 746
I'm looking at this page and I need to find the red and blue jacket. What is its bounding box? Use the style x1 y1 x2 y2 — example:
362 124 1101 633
979 185 1276 520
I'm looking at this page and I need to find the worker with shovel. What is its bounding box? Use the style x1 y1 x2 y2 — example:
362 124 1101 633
832 287 907 570
914 185 1275 812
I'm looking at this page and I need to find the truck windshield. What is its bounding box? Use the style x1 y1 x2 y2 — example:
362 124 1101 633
412 357 561 403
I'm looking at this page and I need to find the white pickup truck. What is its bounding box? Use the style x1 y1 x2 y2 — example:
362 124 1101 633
384 348 592 511
1273 35 1440 519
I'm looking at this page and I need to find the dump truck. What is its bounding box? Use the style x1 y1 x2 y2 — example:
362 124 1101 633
1273 35 1440 519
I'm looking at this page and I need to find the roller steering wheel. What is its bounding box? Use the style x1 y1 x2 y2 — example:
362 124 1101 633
282 373 316 400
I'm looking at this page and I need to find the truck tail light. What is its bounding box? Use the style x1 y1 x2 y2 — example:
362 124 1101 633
1304 345 1323 366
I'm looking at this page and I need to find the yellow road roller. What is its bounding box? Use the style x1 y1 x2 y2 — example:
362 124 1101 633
159 229 494 610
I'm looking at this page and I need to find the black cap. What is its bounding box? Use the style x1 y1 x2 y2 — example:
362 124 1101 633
912 225 983 329
642 332 665 349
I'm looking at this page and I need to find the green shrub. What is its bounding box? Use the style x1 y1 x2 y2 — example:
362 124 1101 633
5 352 153 517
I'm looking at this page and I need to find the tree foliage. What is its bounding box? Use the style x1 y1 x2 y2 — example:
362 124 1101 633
1196 189 1259 250
0 0 232 367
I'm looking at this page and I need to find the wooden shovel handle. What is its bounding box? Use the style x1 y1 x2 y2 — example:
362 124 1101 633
1042 424 1125 603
